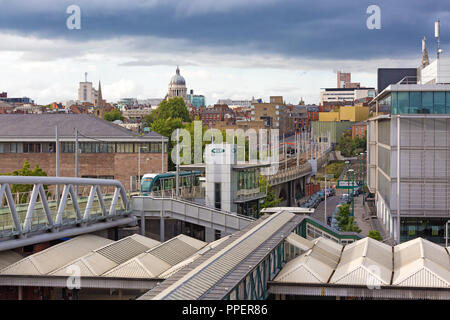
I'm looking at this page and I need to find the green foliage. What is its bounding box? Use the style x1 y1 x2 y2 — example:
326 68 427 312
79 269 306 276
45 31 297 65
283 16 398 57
335 203 361 233
150 117 184 171
103 109 124 122
155 97 191 123
336 204 351 229
336 130 366 157
368 230 383 241
325 161 345 179
259 176 282 210
4 161 48 203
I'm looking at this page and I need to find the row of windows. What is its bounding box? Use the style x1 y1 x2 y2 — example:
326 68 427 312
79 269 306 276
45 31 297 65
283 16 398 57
0 142 166 154
238 169 260 191
391 91 450 114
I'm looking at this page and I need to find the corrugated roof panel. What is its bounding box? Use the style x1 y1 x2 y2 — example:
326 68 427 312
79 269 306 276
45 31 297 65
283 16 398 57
138 254 172 276
176 234 208 251
313 237 343 256
394 261 449 288
149 237 205 267
150 211 295 300
0 235 113 275
0 250 23 270
274 249 335 283
393 238 450 288
286 233 314 251
96 237 152 265
128 234 160 250
105 259 155 278
50 234 160 277
330 238 392 286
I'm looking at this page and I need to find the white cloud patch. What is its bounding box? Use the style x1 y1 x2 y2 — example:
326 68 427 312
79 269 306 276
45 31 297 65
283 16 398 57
0 31 419 106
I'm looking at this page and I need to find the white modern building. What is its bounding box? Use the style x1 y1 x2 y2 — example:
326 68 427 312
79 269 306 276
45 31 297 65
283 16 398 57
78 80 98 104
320 87 376 104
368 53 450 244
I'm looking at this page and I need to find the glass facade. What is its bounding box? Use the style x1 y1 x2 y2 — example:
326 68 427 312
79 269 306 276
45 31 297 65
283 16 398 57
237 169 260 191
400 218 449 244
390 91 450 114
0 142 166 154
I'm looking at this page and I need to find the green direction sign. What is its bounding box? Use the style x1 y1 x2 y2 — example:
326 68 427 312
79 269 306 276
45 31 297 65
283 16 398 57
337 180 359 189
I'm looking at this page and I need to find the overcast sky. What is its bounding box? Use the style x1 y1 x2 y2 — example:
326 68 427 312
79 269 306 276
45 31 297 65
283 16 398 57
0 0 448 105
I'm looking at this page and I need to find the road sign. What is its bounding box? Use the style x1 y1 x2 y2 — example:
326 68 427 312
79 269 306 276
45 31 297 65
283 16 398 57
337 180 359 189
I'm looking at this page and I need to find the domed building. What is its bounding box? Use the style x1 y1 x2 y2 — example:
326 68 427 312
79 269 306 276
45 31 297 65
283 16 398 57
167 66 187 101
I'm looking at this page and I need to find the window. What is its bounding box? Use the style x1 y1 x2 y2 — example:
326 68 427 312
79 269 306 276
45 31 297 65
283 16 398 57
446 92 450 113
397 92 409 114
434 92 445 114
410 91 421 114
422 92 433 114
214 183 221 210
390 92 397 114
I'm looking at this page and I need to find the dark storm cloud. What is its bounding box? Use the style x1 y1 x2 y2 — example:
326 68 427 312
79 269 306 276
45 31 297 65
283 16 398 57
0 0 449 61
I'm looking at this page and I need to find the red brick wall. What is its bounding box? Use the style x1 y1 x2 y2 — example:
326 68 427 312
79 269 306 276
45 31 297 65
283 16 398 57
0 152 168 191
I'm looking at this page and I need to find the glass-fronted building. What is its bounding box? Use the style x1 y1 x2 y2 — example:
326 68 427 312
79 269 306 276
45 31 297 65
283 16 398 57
187 94 205 109
368 84 450 244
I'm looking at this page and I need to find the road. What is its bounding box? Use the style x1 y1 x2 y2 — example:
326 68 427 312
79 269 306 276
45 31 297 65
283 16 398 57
310 195 341 224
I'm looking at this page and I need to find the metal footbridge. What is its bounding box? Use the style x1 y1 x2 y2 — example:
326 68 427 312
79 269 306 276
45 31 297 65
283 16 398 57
0 176 135 251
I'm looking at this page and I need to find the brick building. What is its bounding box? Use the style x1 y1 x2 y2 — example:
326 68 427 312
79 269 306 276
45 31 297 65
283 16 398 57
0 114 168 191
352 122 367 139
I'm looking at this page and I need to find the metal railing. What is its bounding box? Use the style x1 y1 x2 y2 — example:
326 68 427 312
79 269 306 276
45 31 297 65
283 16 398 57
0 176 130 238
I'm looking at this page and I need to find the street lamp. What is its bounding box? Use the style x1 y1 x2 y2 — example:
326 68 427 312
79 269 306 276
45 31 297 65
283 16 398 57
138 146 149 192
348 169 355 216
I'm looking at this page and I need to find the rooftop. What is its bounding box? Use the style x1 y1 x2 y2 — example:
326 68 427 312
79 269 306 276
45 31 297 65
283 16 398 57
0 114 167 142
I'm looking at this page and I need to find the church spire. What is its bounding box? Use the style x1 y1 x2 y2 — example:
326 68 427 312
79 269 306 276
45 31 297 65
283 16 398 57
421 36 430 67
97 81 103 108
176 65 180 75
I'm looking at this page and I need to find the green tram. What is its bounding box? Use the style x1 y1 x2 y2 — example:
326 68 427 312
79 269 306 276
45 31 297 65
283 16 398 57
140 171 202 195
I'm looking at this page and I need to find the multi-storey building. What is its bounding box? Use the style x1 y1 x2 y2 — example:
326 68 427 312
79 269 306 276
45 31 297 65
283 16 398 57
368 49 450 244
250 96 294 136
320 87 376 105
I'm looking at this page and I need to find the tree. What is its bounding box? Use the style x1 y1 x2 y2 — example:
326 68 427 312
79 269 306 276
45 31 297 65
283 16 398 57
344 216 362 233
336 204 351 230
4 161 48 203
335 203 361 232
155 97 191 123
103 109 124 122
259 176 282 211
368 230 383 241
150 117 184 171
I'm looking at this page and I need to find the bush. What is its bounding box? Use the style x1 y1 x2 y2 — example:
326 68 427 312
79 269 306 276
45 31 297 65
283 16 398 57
368 230 383 241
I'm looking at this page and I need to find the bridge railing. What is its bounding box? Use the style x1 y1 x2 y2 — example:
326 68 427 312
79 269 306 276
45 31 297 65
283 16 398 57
266 162 312 186
0 176 130 238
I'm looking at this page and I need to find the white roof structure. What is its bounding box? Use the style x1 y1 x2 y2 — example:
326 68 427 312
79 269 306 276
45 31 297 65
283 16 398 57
330 237 392 286
393 238 450 287
274 237 342 284
274 236 450 289
0 235 113 275
0 250 23 270
159 235 232 279
285 233 314 252
104 234 207 279
50 234 160 277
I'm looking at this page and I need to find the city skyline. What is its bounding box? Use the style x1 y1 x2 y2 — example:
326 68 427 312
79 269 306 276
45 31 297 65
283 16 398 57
0 0 448 105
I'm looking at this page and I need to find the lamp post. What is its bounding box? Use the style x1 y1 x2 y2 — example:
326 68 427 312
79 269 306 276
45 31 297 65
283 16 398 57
138 146 148 192
348 169 354 216
345 160 350 199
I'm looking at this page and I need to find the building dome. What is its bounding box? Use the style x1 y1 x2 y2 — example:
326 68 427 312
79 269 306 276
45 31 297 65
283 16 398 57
170 66 186 85
167 66 187 101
